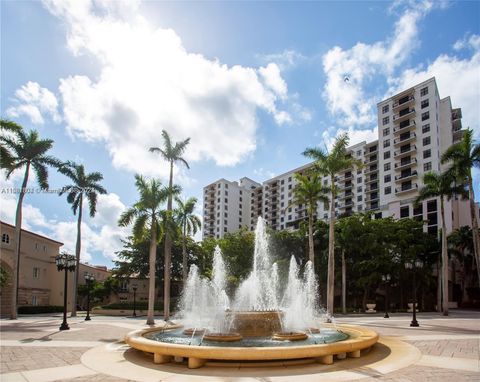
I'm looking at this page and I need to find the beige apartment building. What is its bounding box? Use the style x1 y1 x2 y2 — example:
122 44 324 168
0 221 111 316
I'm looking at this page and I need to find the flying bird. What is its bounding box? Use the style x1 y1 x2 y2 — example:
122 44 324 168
344 76 350 83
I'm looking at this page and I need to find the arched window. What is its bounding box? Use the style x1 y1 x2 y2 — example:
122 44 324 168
2 234 10 244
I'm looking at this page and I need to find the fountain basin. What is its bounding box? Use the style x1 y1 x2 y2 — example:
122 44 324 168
125 323 378 369
183 328 206 336
226 310 283 337
272 331 308 341
203 332 243 342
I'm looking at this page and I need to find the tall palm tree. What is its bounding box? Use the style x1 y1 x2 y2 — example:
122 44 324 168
441 129 480 283
448 226 475 303
303 133 363 317
415 171 465 316
58 161 107 317
175 197 201 286
0 119 22 169
149 130 190 321
286 172 329 265
1 128 61 319
118 175 178 325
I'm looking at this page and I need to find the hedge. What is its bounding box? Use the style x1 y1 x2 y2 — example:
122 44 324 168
18 305 64 314
98 299 179 311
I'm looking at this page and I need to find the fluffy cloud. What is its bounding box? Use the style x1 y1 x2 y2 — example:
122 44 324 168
6 81 61 124
322 1 435 126
40 0 295 178
390 37 480 136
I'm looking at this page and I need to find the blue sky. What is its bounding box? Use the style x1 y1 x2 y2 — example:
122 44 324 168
1 0 479 267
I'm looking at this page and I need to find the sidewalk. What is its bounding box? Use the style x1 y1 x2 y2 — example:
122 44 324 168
1 310 479 381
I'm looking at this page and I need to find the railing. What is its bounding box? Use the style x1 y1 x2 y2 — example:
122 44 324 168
395 170 418 181
395 183 418 194
394 120 416 133
393 108 415 121
394 133 416 145
395 158 417 169
393 95 415 108
394 145 416 157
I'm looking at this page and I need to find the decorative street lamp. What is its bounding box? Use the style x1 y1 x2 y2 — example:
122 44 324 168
381 274 391 318
132 284 138 317
404 259 424 327
55 252 76 331
84 273 95 321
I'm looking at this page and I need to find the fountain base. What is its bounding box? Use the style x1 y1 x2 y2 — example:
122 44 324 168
272 332 308 341
203 332 243 342
226 310 283 337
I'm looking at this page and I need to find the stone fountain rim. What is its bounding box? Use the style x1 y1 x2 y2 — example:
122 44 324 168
125 323 378 362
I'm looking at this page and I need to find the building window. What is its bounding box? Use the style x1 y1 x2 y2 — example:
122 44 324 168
224 212 227 217
421 99 429 109
420 87 428 96
33 267 40 279
357 195 362 202
32 295 38 306
422 123 430 133
424 162 432 171
384 163 391 171
385 186 391 195
357 186 362 192
384 174 391 183
400 206 409 218
382 105 389 114
384 151 391 159
421 111 430 121
423 149 431 159
357 177 362 183
288 176 292 182
382 116 389 125
225 190 228 196
288 184 292 190
224 227 227 232
383 128 390 136
35 243 39 250
356 150 361 156
383 139 390 148
423 136 431 146
225 184 228 189
1 233 9 244
224 198 228 203
281 179 284 185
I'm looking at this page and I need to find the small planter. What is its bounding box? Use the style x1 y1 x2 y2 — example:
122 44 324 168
365 303 376 313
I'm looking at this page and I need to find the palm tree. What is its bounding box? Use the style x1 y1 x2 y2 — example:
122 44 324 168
0 119 22 169
286 172 329 265
118 175 178 325
441 129 480 283
303 133 363 317
58 161 107 317
415 171 465 316
448 226 475 304
175 197 201 285
149 130 190 321
0 128 61 319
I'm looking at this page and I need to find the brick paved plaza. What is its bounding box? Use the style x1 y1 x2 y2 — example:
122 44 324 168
1 310 478 381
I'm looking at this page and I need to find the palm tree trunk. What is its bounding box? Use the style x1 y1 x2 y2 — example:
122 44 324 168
308 211 314 264
327 180 335 317
147 220 157 325
440 197 448 316
436 257 442 312
342 250 346 314
71 194 83 317
467 177 480 285
164 161 174 321
11 163 30 319
182 221 187 286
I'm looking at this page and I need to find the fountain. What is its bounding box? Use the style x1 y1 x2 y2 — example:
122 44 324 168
125 217 378 368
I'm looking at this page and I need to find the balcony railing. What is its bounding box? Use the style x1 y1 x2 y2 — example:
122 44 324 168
395 158 417 170
365 185 378 193
394 120 416 133
393 95 415 110
393 108 415 123
364 165 378 175
364 155 378 165
394 145 417 158
394 133 416 146
395 170 418 181
395 183 418 194
365 175 378 184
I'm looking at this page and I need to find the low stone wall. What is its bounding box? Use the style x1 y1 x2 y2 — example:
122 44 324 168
92 309 163 316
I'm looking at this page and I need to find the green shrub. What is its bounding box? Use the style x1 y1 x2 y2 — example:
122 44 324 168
18 305 64 314
99 301 163 310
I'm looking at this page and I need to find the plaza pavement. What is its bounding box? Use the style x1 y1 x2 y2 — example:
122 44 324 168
0 310 478 381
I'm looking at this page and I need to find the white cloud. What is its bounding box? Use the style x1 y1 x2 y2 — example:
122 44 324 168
6 81 61 124
320 126 378 152
253 168 276 181
40 0 296 178
322 1 435 126
260 50 306 71
453 34 480 52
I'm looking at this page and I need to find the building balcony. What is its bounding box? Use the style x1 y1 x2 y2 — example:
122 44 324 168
365 185 378 193
395 170 418 182
365 175 379 184
394 145 417 158
393 108 416 123
395 158 418 170
365 204 379 211
365 195 379 203
364 155 378 165
339 201 354 209
338 173 353 182
395 183 418 195
364 165 378 175
339 192 354 200
342 183 354 191
393 120 416 134
393 95 415 111
394 133 416 146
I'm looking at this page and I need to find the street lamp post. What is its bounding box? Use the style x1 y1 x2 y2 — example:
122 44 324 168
381 274 391 318
405 259 424 327
132 285 138 317
55 253 76 331
84 273 95 321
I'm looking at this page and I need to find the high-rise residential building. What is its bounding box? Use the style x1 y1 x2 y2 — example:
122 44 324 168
202 77 476 238
203 177 261 239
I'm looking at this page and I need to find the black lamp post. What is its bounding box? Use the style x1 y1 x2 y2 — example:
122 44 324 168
55 253 76 331
404 259 424 327
381 274 391 318
84 273 95 321
132 284 138 317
